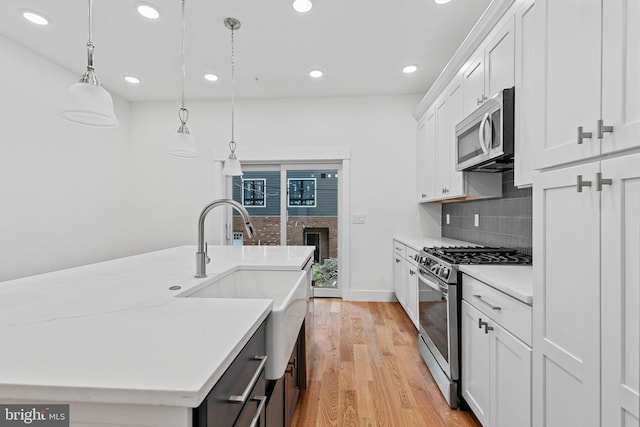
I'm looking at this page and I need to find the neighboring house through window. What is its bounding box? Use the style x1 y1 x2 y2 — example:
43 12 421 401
288 178 316 207
242 178 266 207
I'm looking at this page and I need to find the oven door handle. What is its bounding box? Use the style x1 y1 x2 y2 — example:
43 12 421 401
479 112 491 155
418 267 448 294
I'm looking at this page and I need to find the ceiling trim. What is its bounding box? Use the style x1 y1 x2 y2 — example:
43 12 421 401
413 0 516 119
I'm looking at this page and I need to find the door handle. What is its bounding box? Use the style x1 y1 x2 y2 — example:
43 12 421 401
249 396 267 427
577 175 592 192
597 119 614 139
577 126 592 144
478 113 491 154
596 172 612 192
229 356 267 403
484 323 494 334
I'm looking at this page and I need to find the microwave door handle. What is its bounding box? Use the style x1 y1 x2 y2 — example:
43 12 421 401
478 112 491 155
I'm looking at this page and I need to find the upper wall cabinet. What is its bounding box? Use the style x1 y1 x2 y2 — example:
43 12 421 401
601 0 640 155
417 108 437 201
463 17 515 117
535 0 640 170
513 0 536 187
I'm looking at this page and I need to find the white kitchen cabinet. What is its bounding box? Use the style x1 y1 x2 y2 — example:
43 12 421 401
601 0 640 155
435 77 465 199
533 154 640 427
417 108 437 201
462 301 491 426
513 0 535 187
463 53 486 116
463 17 515 117
600 155 640 427
485 16 515 100
535 0 640 170
392 240 419 329
462 274 532 427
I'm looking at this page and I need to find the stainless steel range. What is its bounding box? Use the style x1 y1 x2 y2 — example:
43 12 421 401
414 246 532 408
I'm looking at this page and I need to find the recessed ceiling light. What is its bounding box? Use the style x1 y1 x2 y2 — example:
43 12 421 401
434 0 452 4
124 75 141 84
309 69 324 78
403 65 418 74
293 0 313 13
137 4 160 20
21 11 48 26
203 73 219 82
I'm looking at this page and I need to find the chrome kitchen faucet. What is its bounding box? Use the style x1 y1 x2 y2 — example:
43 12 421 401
195 199 256 278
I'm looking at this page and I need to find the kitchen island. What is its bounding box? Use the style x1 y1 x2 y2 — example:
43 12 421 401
0 245 314 426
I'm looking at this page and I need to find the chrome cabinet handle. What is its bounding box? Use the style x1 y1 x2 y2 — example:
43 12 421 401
409 270 416 276
249 396 267 427
577 175 592 192
596 172 612 191
395 258 401 263
421 193 427 198
597 119 614 139
229 355 267 403
484 323 494 334
577 126 593 144
478 318 486 329
473 294 501 311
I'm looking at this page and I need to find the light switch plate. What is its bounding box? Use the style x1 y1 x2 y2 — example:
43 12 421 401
474 213 479 227
352 215 366 224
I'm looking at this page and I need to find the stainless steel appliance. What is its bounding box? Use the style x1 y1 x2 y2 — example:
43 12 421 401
455 87 515 172
414 246 532 408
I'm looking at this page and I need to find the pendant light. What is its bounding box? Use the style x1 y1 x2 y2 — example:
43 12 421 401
222 17 243 176
61 0 118 128
169 0 197 158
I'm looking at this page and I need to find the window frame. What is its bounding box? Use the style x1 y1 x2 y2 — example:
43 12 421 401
241 178 267 208
287 177 317 208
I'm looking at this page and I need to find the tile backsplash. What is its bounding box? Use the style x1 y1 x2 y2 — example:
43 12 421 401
441 170 532 255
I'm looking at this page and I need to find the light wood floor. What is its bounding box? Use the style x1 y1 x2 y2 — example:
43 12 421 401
291 299 481 427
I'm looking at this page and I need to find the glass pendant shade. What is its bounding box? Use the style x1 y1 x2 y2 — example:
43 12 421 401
169 127 196 158
222 151 243 176
61 82 119 128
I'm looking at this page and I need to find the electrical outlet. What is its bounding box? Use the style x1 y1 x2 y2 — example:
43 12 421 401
352 215 366 224
474 213 479 227
446 214 450 225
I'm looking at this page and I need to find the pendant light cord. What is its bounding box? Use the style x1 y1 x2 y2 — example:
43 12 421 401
84 0 97 84
230 25 236 149
180 0 186 110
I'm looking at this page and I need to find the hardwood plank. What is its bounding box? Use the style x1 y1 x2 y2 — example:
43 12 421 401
293 299 481 427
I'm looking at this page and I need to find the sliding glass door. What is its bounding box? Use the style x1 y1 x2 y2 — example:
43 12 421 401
229 164 340 297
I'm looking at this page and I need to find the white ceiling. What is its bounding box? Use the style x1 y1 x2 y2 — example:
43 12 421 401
0 0 492 103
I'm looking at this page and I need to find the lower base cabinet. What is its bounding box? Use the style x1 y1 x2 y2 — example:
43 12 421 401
193 320 307 427
193 321 268 427
266 321 307 427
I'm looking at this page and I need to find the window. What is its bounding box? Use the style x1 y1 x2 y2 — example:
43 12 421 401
242 179 266 207
288 178 316 207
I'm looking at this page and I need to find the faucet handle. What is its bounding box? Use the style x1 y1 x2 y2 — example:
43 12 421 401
205 242 211 264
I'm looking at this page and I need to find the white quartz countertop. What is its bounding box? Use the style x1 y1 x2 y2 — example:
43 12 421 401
0 245 314 407
393 234 477 251
459 265 533 305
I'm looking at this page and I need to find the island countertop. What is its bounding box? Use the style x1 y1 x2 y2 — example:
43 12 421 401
0 245 314 408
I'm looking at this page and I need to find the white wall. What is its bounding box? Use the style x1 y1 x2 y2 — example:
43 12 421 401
129 95 439 299
0 35 134 282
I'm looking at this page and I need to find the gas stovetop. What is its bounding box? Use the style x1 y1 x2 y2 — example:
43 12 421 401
416 246 532 284
423 246 532 265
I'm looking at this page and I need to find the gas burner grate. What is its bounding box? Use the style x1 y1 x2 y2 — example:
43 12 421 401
423 246 532 265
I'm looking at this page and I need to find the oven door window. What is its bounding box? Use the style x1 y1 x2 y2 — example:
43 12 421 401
419 274 449 363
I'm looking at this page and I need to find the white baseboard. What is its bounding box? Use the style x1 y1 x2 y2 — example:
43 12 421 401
343 290 397 302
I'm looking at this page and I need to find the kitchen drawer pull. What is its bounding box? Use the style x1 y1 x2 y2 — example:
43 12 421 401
484 324 494 334
473 294 501 311
229 355 267 404
596 172 612 192
597 119 614 139
249 395 267 427
479 319 487 329
577 175 592 193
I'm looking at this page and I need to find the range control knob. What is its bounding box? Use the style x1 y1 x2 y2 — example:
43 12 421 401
441 267 449 280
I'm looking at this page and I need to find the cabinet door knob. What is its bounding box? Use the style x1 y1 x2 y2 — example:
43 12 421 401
577 175 592 192
478 318 486 329
596 172 612 192
577 126 593 144
597 119 614 139
484 324 494 334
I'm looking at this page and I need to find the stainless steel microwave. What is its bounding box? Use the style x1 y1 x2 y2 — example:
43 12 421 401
455 87 514 172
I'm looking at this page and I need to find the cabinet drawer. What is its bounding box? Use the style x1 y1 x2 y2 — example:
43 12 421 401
406 246 420 265
194 321 267 427
393 241 406 258
462 274 532 346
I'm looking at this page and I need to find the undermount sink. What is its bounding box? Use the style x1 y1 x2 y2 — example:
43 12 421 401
180 269 308 380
